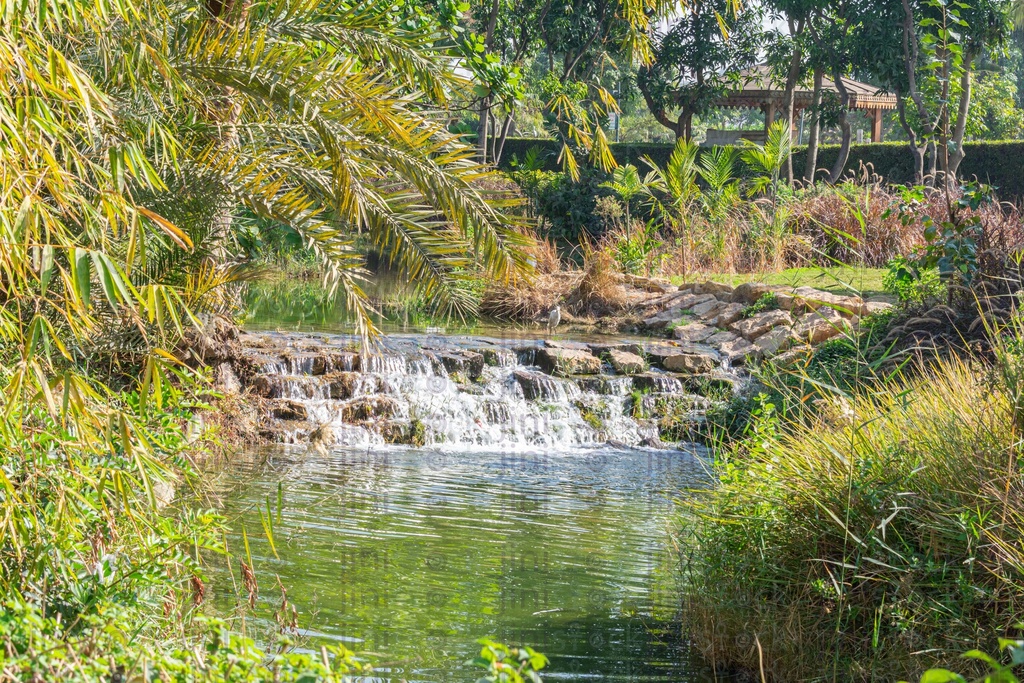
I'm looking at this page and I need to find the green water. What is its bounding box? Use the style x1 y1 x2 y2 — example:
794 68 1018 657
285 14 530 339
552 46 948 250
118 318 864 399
212 445 710 682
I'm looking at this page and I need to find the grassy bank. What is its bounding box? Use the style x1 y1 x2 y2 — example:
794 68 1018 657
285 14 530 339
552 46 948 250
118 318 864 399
669 266 889 299
680 332 1024 681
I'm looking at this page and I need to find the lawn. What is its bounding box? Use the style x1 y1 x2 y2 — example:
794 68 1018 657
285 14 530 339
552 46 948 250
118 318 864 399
669 266 890 299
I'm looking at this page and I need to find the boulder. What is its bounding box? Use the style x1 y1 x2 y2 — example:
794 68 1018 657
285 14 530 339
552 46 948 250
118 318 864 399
730 310 793 341
718 337 762 365
704 303 745 327
673 322 715 343
608 349 647 375
730 282 777 304
627 342 680 368
271 399 308 421
536 347 602 376
754 326 797 355
793 306 850 344
664 350 720 374
341 396 399 422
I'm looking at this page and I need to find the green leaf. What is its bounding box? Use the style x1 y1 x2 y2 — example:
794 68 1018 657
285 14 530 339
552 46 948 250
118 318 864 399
920 668 966 683
73 248 91 309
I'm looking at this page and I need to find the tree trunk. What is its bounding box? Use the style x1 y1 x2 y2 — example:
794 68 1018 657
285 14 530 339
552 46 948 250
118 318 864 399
826 70 853 184
478 98 491 163
802 68 823 184
946 65 972 182
896 95 926 184
782 46 803 184
637 73 684 139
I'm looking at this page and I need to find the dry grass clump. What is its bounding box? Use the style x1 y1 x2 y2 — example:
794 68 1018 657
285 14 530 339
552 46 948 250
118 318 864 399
479 239 577 321
567 248 628 316
681 346 1024 681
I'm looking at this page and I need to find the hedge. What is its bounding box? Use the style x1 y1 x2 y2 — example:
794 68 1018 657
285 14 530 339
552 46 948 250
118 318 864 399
498 137 1024 199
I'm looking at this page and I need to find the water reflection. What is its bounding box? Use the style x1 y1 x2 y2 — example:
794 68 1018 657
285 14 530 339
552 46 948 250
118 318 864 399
211 445 710 682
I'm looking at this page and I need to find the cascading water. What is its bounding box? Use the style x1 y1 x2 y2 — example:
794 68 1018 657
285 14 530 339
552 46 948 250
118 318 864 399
238 331 742 451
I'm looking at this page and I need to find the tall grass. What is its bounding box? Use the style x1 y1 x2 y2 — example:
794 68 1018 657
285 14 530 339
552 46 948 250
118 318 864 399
681 330 1024 681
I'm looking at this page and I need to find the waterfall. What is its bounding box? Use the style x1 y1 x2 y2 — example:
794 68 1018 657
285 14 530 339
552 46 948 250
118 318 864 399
240 331 742 451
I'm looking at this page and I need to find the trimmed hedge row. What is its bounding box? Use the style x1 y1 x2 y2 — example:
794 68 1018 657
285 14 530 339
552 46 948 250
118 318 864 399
498 137 1024 198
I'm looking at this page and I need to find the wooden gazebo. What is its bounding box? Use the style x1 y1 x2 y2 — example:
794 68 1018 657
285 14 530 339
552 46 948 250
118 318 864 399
705 65 898 146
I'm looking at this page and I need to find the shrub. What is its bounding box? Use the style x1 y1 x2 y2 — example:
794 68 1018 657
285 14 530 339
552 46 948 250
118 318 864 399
883 257 946 304
681 342 1024 682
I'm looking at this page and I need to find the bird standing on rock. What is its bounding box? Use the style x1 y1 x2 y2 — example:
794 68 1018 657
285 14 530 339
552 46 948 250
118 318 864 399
548 305 561 333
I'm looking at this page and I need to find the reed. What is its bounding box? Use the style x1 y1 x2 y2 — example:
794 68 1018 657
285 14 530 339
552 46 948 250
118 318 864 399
681 329 1024 681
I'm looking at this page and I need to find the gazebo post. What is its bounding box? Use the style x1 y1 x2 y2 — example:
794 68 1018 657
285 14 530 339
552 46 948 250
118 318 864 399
870 109 883 143
763 101 776 140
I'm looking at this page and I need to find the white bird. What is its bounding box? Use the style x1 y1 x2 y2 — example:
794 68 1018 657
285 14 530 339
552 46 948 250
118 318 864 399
547 305 561 333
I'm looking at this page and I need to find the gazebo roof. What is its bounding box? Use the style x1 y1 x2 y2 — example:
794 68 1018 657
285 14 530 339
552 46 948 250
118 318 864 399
713 65 897 111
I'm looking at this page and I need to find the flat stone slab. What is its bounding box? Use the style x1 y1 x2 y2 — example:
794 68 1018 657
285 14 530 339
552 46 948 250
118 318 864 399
730 310 793 341
663 350 720 374
673 322 715 343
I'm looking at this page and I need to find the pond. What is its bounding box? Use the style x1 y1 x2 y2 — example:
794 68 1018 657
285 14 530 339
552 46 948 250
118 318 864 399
212 444 710 682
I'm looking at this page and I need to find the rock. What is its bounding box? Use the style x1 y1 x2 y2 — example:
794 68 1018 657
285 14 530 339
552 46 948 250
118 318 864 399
608 349 647 375
694 280 734 296
664 350 720 374
249 375 275 398
545 339 591 351
214 363 242 393
587 341 630 357
754 326 797 355
863 301 894 315
341 396 399 422
271 399 308 421
691 298 723 318
730 282 777 304
632 373 685 393
718 337 762 365
704 303 745 327
793 307 850 344
576 376 634 395
328 372 361 399
673 322 715 342
514 369 568 400
481 347 517 367
536 347 602 376
439 350 484 379
707 330 739 347
730 310 793 341
626 342 679 368
676 292 719 311
772 345 813 367
778 287 864 317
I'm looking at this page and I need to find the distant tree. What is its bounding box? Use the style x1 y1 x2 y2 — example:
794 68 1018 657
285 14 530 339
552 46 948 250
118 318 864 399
636 0 764 141
967 61 1024 138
